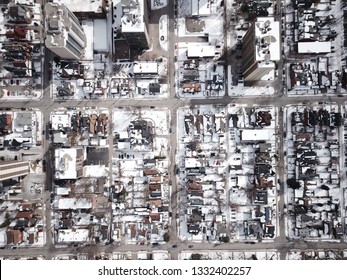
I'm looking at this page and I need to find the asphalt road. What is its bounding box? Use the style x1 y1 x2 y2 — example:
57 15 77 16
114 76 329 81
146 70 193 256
1 0 347 260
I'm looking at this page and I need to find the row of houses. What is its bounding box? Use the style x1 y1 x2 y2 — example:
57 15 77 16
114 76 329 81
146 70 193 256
0 201 44 247
53 179 110 245
286 105 345 239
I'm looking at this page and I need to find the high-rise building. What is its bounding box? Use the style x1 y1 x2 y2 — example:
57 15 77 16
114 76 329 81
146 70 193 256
0 161 29 181
242 17 280 81
44 3 87 60
121 0 150 50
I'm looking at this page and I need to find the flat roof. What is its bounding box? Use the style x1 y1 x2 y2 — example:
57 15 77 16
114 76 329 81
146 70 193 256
133 62 158 74
298 41 331 54
187 44 216 58
93 19 108 51
240 129 272 141
52 0 103 13
56 187 71 195
51 114 70 130
55 148 80 179
56 197 92 209
192 0 211 16
16 112 32 126
185 158 202 168
57 229 89 243
255 17 280 61
121 0 145 33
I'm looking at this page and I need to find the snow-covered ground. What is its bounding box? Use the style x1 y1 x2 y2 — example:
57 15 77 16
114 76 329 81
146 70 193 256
0 1 43 100
152 250 170 260
179 250 278 260
112 107 171 245
177 104 277 241
159 15 168 51
285 103 344 240
84 165 109 177
287 250 347 260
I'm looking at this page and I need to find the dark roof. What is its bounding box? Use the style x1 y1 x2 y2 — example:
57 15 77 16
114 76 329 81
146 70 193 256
259 143 271 153
8 5 31 23
186 167 205 174
149 191 161 198
189 190 204 197
149 83 160 93
59 219 73 229
100 225 108 240
189 208 202 223
144 159 156 165
187 224 200 234
14 218 29 229
265 225 275 236
255 190 268 204
255 164 271 175
0 114 11 130
158 205 169 212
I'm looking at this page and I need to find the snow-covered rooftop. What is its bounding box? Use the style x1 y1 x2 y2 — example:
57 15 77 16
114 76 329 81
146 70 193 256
121 0 146 33
240 129 273 141
133 62 158 74
93 19 108 51
51 114 70 130
51 0 104 13
54 148 83 179
187 44 216 58
57 228 89 243
82 20 94 60
255 17 280 62
56 187 71 195
298 42 331 54
56 197 92 210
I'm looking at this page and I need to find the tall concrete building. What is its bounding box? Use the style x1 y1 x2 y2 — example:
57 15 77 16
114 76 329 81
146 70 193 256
0 161 29 181
45 3 87 60
121 0 150 50
242 17 280 81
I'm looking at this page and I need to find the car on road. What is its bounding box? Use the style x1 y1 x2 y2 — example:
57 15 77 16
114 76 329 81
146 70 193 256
188 245 193 248
172 244 178 248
